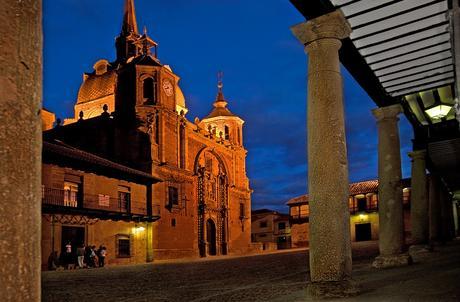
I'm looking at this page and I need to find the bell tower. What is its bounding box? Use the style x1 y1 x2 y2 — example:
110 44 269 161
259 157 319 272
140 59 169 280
201 73 245 147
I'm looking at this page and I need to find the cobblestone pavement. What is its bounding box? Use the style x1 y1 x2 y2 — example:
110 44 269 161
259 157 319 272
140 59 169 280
42 242 378 302
42 240 460 301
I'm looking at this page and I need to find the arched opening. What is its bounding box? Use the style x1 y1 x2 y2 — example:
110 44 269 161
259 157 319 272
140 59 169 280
224 125 230 140
143 77 157 104
206 219 217 256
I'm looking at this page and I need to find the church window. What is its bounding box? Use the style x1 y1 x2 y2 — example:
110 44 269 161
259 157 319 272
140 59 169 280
143 77 157 104
168 186 179 206
171 218 176 227
224 125 230 140
239 203 245 218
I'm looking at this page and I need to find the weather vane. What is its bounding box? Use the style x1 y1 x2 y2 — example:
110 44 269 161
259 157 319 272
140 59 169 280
217 71 224 93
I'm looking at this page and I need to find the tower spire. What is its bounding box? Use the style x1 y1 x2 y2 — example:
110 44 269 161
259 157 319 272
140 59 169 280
216 71 225 102
122 0 139 35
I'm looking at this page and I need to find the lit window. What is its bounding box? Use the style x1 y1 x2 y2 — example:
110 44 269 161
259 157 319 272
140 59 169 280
63 181 79 207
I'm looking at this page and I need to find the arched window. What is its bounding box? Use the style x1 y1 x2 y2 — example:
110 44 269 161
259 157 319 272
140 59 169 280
143 77 157 104
224 125 230 140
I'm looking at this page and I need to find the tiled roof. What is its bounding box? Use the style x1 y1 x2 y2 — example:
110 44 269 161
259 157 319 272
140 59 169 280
251 208 276 215
204 106 237 119
349 179 379 195
286 195 308 206
286 179 380 206
43 140 160 182
77 70 116 104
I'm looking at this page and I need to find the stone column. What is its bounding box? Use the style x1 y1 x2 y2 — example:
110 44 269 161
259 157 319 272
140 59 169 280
429 175 442 244
0 0 42 300
291 10 358 297
372 105 411 268
408 150 429 248
146 222 154 262
440 187 455 242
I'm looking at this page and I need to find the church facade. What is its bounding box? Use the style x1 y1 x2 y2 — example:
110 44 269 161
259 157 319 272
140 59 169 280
43 0 252 263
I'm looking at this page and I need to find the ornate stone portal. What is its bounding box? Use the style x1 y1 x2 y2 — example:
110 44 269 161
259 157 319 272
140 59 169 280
196 149 228 257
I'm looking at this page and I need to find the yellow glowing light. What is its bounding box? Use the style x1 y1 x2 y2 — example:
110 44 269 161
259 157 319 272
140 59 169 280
359 214 368 221
425 105 452 120
132 225 146 234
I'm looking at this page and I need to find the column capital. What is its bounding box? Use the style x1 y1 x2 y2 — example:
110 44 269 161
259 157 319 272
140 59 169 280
372 104 402 123
291 10 352 46
408 149 427 160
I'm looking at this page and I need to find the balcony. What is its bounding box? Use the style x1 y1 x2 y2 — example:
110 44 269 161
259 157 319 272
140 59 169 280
289 214 309 224
349 205 378 215
42 187 160 222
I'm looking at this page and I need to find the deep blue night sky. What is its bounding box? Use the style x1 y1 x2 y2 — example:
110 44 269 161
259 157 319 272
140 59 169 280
43 0 414 213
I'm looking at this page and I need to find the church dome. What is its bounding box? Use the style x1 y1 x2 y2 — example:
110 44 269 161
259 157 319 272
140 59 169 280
176 85 186 108
77 70 117 104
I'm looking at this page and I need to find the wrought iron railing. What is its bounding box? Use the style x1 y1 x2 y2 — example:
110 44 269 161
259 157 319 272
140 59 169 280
41 187 157 216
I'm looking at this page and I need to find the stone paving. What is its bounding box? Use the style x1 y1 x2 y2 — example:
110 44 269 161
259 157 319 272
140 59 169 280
42 240 460 301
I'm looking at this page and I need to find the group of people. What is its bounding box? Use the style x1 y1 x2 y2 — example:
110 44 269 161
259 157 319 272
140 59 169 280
48 243 107 270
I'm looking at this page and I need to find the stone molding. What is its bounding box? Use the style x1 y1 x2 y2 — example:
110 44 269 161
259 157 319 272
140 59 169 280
408 149 427 161
291 10 352 46
372 104 402 122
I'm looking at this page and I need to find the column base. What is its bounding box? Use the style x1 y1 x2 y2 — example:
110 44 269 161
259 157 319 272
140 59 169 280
307 279 360 299
372 254 412 269
408 244 432 258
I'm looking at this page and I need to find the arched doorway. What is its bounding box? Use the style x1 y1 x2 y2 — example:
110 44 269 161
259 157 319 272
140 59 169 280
206 219 217 256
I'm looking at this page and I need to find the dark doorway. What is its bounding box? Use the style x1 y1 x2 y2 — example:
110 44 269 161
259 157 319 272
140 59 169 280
206 219 217 256
61 226 85 255
355 223 372 241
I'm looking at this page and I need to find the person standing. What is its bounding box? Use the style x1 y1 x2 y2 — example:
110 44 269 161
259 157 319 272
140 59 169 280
99 246 107 267
64 242 72 270
76 244 85 269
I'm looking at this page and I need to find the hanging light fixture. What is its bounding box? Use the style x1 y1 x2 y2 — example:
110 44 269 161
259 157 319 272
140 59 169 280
425 105 452 120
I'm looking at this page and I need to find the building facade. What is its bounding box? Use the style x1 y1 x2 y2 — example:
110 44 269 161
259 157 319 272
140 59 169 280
251 209 291 250
287 180 411 247
43 0 252 261
42 140 161 269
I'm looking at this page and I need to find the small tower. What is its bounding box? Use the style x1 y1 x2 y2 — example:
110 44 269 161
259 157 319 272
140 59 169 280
201 73 244 146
